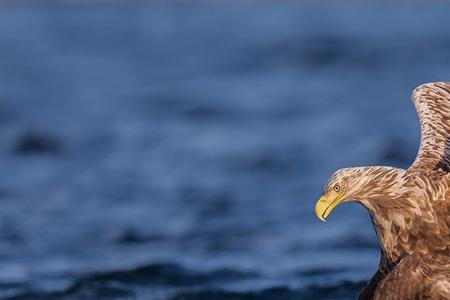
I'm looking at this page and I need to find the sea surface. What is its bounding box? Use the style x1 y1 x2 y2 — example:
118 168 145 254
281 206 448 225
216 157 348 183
0 1 449 299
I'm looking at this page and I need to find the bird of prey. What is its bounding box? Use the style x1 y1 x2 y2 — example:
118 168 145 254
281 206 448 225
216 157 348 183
315 82 450 300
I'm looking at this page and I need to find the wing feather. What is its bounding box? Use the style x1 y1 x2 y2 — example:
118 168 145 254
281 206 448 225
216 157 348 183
408 82 450 173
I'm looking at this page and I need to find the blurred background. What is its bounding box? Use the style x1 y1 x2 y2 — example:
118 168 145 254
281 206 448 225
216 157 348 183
0 1 448 299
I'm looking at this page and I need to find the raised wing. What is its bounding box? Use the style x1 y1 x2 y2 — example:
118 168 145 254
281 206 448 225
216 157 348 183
408 82 450 173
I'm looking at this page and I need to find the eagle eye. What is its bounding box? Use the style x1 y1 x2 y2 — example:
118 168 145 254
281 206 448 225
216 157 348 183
333 184 341 192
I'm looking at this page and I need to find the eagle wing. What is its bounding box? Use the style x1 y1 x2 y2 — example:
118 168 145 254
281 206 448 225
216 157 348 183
373 255 450 300
408 82 450 173
373 255 428 300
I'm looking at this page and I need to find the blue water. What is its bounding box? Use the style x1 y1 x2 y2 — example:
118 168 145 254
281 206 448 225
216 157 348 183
0 1 449 299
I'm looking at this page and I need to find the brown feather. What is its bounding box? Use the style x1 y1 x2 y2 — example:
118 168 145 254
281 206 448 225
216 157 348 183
320 82 450 299
409 82 450 173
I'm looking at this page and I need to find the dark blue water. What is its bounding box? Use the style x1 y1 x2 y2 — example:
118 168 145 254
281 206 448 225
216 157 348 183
0 1 449 299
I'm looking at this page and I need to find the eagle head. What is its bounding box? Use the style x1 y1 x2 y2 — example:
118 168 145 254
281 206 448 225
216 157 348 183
315 167 357 222
315 167 402 222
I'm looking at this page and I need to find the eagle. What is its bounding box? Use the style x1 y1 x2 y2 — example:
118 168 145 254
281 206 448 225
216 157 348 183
315 82 450 300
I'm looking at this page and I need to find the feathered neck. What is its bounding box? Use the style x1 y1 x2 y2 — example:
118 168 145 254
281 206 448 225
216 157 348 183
352 167 409 263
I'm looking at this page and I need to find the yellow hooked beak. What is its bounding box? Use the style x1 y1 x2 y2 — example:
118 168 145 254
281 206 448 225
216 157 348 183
315 193 343 222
